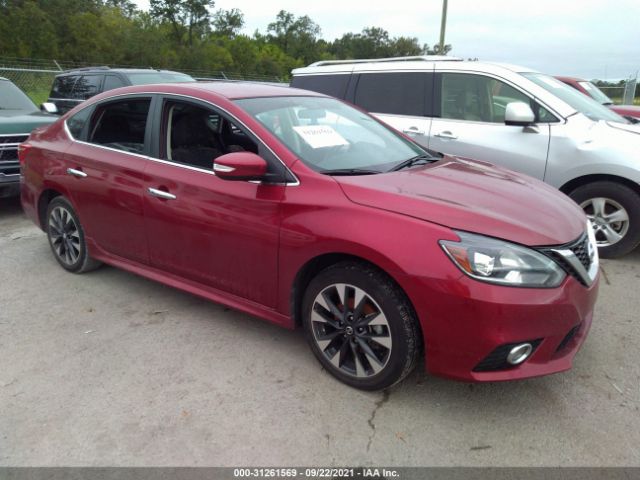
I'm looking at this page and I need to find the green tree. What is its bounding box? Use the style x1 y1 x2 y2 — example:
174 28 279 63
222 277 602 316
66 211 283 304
212 8 244 38
267 10 322 64
150 0 214 46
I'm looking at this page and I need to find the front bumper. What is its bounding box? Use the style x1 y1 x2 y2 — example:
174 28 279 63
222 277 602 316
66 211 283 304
400 272 599 382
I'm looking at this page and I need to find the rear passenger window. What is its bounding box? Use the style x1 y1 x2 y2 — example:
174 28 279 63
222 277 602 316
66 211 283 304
103 75 126 91
50 75 78 98
66 107 92 140
88 98 151 154
354 72 429 116
291 74 350 98
72 75 103 100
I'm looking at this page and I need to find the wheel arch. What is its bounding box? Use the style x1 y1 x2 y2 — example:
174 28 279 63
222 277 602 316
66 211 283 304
560 174 640 197
290 252 420 333
37 188 64 230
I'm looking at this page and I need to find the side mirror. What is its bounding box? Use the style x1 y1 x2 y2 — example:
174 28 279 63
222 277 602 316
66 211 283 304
213 152 267 181
504 102 535 126
40 102 58 114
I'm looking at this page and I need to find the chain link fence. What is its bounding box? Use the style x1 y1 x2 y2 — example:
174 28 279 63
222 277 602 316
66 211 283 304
0 57 285 105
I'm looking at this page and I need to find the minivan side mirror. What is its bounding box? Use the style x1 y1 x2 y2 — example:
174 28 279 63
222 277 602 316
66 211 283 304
40 102 58 114
504 102 535 126
213 152 267 181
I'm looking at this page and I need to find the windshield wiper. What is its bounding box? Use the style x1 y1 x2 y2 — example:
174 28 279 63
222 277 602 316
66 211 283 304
389 154 435 172
321 168 382 176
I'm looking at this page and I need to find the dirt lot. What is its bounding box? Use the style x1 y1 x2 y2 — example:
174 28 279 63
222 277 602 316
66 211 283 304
1 195 639 466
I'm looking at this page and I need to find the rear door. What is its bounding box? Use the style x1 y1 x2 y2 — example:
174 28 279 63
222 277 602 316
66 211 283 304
142 96 286 307
63 95 153 263
351 71 434 146
428 72 553 180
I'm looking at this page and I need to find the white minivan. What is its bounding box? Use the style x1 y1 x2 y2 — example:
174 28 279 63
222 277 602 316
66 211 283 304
291 57 640 257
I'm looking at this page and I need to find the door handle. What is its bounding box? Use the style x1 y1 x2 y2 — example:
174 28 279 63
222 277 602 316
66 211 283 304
402 127 425 136
147 187 177 200
66 168 87 178
434 131 458 140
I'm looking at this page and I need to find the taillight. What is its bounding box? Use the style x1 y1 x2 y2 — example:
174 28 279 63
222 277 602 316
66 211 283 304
17 143 32 165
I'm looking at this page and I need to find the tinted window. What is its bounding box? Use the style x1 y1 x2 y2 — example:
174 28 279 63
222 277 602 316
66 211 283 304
72 75 103 100
354 72 428 116
88 98 151 154
291 74 350 98
103 75 127 91
161 100 258 169
50 75 78 98
66 107 92 140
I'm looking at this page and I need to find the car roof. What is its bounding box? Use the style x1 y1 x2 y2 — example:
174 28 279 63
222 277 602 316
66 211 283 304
292 59 538 75
555 75 585 82
84 81 324 103
57 68 188 76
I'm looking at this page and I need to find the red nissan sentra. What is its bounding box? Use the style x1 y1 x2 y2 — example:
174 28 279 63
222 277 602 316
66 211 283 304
19 82 599 390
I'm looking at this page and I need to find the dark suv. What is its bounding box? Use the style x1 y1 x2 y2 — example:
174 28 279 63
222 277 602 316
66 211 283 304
48 67 195 114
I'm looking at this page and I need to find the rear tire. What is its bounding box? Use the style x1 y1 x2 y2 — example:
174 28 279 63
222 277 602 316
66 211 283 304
46 196 102 273
302 261 421 391
569 181 640 258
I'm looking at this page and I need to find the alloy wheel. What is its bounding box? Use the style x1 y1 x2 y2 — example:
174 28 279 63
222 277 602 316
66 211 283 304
580 197 630 247
49 206 81 265
310 283 392 378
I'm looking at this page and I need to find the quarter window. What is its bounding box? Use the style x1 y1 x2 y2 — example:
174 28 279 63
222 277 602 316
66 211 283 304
103 75 127 91
88 98 151 154
354 72 429 116
66 107 92 140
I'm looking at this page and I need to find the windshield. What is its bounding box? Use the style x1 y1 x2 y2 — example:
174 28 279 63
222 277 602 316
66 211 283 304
578 81 613 105
0 80 38 111
235 96 425 173
523 73 626 123
127 72 195 85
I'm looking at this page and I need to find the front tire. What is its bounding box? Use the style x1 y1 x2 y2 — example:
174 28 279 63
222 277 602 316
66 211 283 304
569 181 640 258
302 261 421 391
46 196 101 273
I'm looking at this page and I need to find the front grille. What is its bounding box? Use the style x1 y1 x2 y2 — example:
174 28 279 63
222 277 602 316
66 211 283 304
0 134 29 162
556 324 581 353
473 339 542 372
539 232 594 287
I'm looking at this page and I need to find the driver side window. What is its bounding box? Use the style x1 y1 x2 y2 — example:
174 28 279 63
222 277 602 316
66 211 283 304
161 100 258 170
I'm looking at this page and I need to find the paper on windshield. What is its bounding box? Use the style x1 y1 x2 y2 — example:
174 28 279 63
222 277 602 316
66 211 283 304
293 125 349 149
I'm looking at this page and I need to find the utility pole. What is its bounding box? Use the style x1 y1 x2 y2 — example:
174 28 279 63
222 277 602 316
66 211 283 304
439 0 448 55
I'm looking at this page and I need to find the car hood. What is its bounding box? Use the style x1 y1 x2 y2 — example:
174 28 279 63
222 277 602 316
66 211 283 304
335 156 586 247
0 110 57 134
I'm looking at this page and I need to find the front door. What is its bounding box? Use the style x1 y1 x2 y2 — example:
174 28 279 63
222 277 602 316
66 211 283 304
143 97 284 307
428 72 552 180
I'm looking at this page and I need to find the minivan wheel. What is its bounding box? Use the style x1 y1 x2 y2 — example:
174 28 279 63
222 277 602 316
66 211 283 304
46 196 101 273
569 181 640 258
302 261 421 391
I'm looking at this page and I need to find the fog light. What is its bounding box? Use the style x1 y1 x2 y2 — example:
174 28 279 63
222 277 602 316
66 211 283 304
506 343 533 365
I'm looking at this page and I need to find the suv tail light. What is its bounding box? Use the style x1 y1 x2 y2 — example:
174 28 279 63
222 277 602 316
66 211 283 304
17 142 32 165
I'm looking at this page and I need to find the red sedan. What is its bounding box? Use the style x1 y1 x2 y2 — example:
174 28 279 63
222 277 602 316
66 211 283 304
556 76 640 123
19 82 599 390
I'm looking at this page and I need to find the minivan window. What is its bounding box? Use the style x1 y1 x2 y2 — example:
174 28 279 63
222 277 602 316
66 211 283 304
291 74 350 98
441 73 536 123
126 72 195 85
236 96 424 173
103 75 127 91
355 72 429 116
51 75 78 98
72 75 103 100
88 98 151 154
523 73 627 123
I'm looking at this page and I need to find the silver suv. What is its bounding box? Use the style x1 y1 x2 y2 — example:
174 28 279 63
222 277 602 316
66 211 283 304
291 56 640 257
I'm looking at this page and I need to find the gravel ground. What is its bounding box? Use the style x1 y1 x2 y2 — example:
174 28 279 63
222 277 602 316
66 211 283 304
1 195 639 467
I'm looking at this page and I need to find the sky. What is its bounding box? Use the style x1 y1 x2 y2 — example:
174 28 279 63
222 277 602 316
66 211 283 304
133 0 640 80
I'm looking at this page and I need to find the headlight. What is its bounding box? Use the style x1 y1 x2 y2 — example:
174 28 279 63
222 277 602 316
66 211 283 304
440 231 566 288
